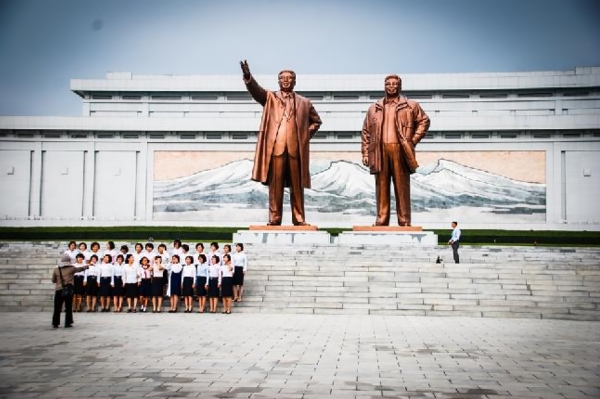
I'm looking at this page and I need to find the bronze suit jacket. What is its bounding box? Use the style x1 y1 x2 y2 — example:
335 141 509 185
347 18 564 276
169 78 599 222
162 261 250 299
245 76 322 188
361 96 430 174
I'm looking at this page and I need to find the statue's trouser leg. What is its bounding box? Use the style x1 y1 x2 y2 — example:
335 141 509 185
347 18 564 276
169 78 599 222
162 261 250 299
268 154 286 224
376 144 411 226
375 148 392 226
287 153 305 225
268 151 305 225
388 144 411 226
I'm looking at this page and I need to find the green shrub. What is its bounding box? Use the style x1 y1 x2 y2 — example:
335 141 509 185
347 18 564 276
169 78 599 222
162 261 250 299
0 227 598 246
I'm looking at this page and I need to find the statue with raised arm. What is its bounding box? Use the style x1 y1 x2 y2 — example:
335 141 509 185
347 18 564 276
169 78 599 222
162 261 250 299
361 74 430 226
240 60 322 226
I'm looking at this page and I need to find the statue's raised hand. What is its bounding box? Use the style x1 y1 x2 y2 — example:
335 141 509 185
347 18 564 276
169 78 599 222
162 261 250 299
240 60 251 81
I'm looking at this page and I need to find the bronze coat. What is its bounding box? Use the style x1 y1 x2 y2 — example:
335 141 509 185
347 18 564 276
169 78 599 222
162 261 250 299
245 76 322 188
361 96 430 174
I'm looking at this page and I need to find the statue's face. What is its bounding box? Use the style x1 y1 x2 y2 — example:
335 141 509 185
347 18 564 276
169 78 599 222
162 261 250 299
384 78 401 97
278 71 296 92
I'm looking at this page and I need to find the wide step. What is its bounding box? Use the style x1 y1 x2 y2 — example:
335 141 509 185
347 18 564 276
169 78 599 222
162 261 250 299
0 242 598 320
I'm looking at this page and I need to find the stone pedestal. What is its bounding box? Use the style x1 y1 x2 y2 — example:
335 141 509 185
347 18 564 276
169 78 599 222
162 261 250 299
248 225 318 231
337 226 438 245
234 225 331 245
352 226 423 232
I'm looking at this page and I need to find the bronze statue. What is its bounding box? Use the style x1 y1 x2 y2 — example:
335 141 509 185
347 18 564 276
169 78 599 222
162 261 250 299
240 60 322 226
361 74 430 226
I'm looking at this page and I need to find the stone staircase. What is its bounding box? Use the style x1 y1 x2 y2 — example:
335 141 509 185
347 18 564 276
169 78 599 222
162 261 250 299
0 242 61 312
1 242 599 320
233 244 600 320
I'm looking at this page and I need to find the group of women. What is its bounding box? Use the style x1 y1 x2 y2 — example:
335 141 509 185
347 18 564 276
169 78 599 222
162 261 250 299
62 240 248 315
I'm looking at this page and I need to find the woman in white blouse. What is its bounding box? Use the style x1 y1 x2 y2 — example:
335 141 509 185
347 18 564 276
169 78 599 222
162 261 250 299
181 255 196 313
167 254 183 313
196 254 209 313
98 254 114 312
151 255 165 313
123 254 140 313
112 254 126 312
73 253 87 312
220 254 235 314
207 255 222 313
63 241 78 263
83 254 100 312
104 241 119 264
232 243 248 302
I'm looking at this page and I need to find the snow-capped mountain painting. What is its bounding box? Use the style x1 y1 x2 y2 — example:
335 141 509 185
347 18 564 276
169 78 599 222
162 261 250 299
153 157 546 224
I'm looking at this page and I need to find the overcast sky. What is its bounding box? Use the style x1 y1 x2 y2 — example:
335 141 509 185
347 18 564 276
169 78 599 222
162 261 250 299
0 0 599 116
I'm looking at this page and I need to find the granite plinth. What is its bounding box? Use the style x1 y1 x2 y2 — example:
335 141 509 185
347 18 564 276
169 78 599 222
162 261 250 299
338 228 438 245
353 225 423 232
234 228 330 244
248 225 318 231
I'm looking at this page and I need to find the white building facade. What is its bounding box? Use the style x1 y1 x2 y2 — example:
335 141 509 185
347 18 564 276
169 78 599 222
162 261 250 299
0 67 599 229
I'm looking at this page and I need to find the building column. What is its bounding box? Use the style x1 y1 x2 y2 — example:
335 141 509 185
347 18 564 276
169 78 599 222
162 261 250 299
29 142 43 218
82 143 96 219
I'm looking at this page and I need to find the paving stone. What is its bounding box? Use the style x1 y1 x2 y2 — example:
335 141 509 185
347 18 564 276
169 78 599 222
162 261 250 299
12 312 597 398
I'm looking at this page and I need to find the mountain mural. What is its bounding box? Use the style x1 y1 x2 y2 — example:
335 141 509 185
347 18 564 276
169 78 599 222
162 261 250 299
153 158 546 217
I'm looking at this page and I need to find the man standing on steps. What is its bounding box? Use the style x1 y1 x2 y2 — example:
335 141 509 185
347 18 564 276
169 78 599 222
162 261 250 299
361 74 430 226
240 60 322 226
448 221 461 264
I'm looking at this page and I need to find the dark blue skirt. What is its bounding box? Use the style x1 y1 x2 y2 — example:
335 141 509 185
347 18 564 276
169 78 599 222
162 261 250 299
221 277 233 298
208 277 219 298
86 276 98 296
112 276 124 296
182 277 194 297
125 283 138 299
152 277 164 297
74 275 85 295
233 266 245 286
196 276 207 297
170 272 182 296
139 279 152 297
99 277 112 296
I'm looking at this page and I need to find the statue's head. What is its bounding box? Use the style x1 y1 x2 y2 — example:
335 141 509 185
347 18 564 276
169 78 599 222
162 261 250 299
384 74 402 97
278 70 296 93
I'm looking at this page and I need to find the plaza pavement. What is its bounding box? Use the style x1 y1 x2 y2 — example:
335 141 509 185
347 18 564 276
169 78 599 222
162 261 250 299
0 312 598 399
